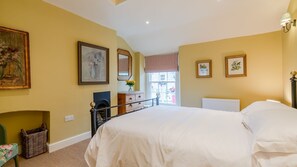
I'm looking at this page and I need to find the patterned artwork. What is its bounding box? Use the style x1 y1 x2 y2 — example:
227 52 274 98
225 55 247 77
196 60 212 78
0 26 30 89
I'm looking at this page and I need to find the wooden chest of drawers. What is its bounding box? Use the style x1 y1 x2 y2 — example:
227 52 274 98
118 91 144 115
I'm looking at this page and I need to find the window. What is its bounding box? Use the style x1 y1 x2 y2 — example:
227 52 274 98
147 72 178 105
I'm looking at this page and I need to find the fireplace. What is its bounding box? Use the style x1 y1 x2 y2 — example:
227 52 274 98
93 91 111 121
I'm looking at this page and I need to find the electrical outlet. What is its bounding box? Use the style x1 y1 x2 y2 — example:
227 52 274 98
64 115 75 122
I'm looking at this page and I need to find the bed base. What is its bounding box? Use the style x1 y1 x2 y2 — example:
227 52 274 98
89 96 159 136
291 71 297 108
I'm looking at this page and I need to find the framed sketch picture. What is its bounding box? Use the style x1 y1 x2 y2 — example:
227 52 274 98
196 60 212 78
0 26 30 89
78 41 109 85
225 54 247 77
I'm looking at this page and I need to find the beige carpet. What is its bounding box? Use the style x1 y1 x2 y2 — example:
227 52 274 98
4 139 90 167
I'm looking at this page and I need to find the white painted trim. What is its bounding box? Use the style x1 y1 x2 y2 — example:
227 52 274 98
48 131 91 153
202 98 240 112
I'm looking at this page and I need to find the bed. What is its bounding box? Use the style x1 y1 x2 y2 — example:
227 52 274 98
85 74 297 167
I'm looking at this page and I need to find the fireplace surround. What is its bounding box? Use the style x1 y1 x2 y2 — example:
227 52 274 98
93 91 111 121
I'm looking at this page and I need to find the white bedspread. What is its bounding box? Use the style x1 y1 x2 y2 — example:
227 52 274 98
85 105 252 167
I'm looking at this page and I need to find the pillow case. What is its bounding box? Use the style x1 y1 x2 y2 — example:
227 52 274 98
241 101 297 154
252 152 297 167
241 101 292 114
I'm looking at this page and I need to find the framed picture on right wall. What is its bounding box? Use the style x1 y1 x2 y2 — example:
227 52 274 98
225 54 247 77
196 59 212 78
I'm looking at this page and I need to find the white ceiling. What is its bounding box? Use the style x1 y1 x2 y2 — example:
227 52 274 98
43 0 290 56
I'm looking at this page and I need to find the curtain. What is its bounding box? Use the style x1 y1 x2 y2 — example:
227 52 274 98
144 53 178 73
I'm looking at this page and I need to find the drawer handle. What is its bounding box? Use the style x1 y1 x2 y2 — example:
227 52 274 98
129 104 132 107
138 102 141 104
138 96 141 98
129 98 132 100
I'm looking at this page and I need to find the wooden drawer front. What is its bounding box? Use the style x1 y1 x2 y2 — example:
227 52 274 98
126 95 135 103
118 92 144 114
135 93 144 101
138 102 144 109
132 102 144 110
126 104 134 112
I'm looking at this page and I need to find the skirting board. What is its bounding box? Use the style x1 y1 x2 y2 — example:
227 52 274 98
48 131 91 153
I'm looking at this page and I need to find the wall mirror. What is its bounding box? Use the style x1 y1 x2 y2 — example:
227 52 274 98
117 48 132 81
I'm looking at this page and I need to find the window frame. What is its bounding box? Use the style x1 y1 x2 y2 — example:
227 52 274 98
146 72 180 106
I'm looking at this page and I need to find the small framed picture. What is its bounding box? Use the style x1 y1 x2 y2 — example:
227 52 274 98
196 60 212 78
78 41 109 85
225 54 247 77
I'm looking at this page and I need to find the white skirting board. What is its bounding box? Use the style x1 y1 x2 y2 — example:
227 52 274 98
202 98 240 112
48 131 91 153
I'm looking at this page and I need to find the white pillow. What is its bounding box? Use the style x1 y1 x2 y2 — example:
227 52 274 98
241 101 292 114
242 101 297 154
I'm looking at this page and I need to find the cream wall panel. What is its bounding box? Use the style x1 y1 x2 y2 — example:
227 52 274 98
179 31 283 109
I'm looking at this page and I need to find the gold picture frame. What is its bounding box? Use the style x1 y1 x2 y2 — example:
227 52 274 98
225 54 247 77
196 60 212 78
0 26 30 89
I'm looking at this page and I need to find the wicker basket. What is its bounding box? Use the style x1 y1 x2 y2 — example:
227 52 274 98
20 123 48 159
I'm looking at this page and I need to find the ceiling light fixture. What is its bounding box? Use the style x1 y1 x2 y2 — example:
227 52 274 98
280 12 296 33
145 21 150 25
111 0 126 6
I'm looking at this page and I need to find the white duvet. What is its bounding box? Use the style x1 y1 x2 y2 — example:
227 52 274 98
85 106 252 167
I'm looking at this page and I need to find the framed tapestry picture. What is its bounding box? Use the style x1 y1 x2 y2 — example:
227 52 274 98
0 26 30 89
196 60 212 78
225 54 247 77
78 41 109 85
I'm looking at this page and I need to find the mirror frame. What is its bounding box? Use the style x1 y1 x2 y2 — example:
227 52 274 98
117 48 132 81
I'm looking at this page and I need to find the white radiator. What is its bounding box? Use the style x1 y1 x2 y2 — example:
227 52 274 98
202 98 240 112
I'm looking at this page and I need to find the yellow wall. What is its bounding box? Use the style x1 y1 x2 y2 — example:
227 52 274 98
179 31 283 109
134 52 145 92
117 36 136 91
283 0 297 105
0 111 48 144
117 36 145 92
0 0 118 144
0 0 289 146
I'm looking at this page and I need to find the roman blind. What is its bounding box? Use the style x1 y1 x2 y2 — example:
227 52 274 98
145 53 178 73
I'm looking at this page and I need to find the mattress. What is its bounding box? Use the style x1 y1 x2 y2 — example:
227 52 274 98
85 105 252 167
